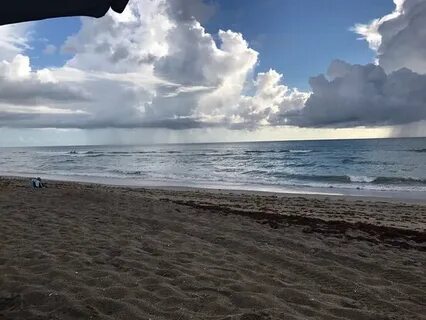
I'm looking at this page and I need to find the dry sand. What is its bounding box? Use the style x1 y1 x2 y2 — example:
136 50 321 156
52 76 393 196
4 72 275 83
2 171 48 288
0 177 425 320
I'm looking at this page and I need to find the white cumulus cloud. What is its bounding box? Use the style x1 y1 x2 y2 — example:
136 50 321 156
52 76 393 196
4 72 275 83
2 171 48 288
0 0 305 130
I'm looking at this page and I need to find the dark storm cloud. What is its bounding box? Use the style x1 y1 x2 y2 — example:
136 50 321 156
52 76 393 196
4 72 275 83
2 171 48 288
273 61 426 128
0 111 218 130
0 77 90 106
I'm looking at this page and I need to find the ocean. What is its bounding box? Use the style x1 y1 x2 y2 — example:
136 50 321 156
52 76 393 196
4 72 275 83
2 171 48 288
1 138 425 197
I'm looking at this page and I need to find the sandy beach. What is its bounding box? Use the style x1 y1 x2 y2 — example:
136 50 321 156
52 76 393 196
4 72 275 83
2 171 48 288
0 177 425 319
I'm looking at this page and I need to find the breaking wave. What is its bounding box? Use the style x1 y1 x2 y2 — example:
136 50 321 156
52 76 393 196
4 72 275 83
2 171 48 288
267 173 426 185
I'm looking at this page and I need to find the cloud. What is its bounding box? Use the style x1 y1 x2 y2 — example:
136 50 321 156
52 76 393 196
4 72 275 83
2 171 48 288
61 0 172 73
0 0 275 130
353 0 426 74
0 55 89 106
61 0 260 124
166 0 216 23
0 0 424 132
279 60 426 127
278 0 426 129
233 70 309 129
283 0 426 129
0 22 32 60
43 44 57 55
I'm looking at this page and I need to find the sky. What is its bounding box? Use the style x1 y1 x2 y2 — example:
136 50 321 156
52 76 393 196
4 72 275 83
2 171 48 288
205 0 395 89
0 0 425 146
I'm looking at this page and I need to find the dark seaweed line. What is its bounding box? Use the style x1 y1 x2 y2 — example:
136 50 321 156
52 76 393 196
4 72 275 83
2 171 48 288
168 199 426 251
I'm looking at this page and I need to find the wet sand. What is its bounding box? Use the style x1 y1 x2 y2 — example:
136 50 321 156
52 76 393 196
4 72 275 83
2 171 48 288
0 177 425 319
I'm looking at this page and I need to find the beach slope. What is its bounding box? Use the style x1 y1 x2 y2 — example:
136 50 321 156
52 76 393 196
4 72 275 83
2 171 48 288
0 178 425 319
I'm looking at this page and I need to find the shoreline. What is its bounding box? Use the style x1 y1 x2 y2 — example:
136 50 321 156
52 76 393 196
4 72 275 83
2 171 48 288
2 173 426 204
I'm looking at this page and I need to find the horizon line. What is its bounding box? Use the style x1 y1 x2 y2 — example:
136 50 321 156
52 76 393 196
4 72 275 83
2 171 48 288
1 135 425 149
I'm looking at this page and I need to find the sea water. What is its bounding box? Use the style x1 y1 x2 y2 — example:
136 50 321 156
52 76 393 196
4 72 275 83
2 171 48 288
1 138 425 197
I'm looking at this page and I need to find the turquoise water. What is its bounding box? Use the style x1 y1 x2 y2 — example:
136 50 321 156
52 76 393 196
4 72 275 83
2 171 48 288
1 138 425 194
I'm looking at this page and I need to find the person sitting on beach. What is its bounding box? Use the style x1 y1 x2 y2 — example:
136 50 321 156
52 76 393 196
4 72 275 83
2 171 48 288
31 177 45 189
